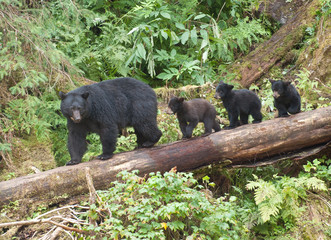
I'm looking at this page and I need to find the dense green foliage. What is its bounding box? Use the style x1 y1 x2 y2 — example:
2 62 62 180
53 158 327 239
0 0 274 165
0 1 330 238
80 170 248 239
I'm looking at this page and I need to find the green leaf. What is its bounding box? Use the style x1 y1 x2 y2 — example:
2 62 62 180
194 14 206 20
136 43 146 60
160 30 168 40
200 39 209 49
181 31 190 44
175 22 185 30
160 12 171 19
190 28 198 45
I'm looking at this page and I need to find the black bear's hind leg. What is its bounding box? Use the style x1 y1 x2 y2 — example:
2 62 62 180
213 119 221 132
288 103 301 115
251 110 262 123
135 130 146 149
135 121 162 148
202 118 213 136
239 113 248 125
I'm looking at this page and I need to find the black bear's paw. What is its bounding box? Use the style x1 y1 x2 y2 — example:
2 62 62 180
202 132 211 137
225 126 236 130
66 160 81 166
182 135 192 139
97 154 113 160
141 141 156 148
278 114 290 118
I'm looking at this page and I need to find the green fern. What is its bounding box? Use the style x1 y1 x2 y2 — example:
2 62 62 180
246 174 327 223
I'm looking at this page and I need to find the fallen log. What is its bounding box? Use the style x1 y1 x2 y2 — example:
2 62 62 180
0 106 330 207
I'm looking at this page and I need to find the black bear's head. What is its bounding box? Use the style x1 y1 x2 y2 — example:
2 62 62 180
214 81 234 100
269 80 291 99
167 97 184 114
59 91 90 123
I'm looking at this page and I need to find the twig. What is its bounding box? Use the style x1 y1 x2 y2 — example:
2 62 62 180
0 217 88 234
35 205 88 219
216 2 226 22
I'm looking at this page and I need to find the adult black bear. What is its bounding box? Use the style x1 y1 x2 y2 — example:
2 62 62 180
167 97 220 138
269 79 301 117
59 77 162 165
214 81 262 129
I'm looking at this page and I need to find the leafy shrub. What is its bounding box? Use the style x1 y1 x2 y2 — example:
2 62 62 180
302 156 331 188
78 170 249 239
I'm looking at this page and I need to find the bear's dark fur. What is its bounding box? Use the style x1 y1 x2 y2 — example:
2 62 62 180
59 77 162 165
269 79 301 117
214 81 262 129
167 97 221 138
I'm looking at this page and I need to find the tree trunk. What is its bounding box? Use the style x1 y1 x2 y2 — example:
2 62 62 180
0 106 330 207
229 0 321 87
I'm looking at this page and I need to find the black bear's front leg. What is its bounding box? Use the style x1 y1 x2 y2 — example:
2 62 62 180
185 120 199 138
226 111 239 129
275 101 289 117
67 125 87 165
97 126 118 160
179 121 188 139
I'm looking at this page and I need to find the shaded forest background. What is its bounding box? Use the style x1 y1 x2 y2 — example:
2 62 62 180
0 0 330 239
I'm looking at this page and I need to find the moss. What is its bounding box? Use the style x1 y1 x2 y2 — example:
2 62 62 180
0 135 56 182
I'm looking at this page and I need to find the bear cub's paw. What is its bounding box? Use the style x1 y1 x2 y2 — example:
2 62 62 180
66 159 81 166
97 154 114 160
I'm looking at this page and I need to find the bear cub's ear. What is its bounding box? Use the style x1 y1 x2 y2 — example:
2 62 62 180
227 84 234 90
178 97 185 103
59 91 66 100
283 81 291 87
269 79 276 84
82 92 89 99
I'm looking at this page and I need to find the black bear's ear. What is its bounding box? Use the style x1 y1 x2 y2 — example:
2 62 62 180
82 92 89 99
269 79 276 84
59 91 66 100
178 97 185 103
228 84 234 90
283 81 291 87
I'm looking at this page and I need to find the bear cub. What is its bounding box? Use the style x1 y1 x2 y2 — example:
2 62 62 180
167 97 221 139
214 81 262 129
59 77 162 165
269 79 301 117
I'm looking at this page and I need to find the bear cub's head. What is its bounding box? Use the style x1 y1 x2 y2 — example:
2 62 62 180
59 91 90 123
214 81 234 100
167 97 184 114
269 80 291 99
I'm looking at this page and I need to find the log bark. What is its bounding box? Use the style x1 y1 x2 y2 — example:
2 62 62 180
0 106 330 207
229 0 321 87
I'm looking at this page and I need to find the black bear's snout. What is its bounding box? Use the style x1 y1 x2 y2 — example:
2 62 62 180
214 93 221 99
273 91 280 98
71 109 82 123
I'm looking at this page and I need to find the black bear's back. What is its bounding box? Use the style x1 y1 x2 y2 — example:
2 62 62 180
185 99 216 121
234 89 261 113
72 77 157 127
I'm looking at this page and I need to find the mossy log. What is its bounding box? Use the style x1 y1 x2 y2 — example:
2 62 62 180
0 106 330 208
230 0 321 87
